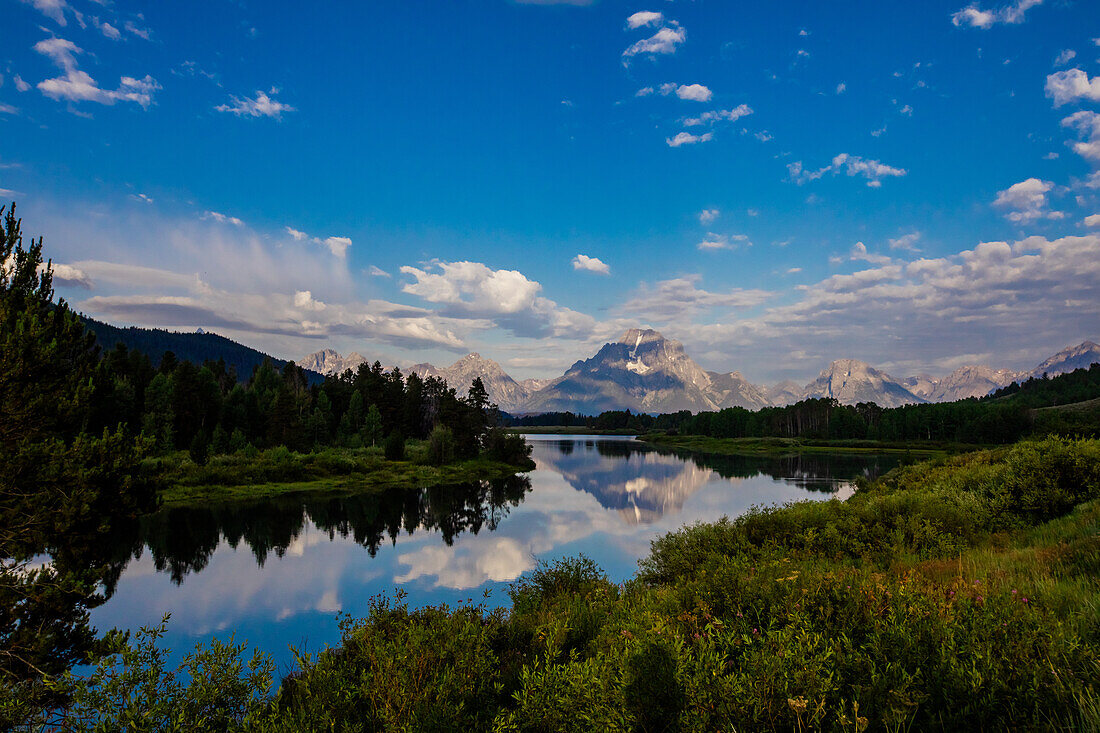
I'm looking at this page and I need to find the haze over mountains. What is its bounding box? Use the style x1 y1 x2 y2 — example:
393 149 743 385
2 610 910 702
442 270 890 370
303 332 1100 415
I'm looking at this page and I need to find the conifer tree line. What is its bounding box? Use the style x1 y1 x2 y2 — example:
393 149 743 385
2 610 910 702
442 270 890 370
88 341 526 466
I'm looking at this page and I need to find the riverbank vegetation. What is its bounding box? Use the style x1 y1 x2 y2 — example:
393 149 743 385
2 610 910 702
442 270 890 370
24 435 1100 730
154 445 533 505
637 434 957 457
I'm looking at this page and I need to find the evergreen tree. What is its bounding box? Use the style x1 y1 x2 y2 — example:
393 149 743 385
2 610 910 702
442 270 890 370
0 204 158 722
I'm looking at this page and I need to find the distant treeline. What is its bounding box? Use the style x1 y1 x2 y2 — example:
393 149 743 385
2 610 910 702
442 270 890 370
90 343 528 465
507 364 1100 443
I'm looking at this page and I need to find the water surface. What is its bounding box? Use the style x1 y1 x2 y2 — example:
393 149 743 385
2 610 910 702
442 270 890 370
91 435 903 671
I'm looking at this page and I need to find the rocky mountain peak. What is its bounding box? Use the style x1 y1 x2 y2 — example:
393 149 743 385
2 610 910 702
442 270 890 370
618 328 668 348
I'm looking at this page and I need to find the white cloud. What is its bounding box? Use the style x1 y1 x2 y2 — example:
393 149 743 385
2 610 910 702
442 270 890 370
623 20 685 60
849 241 892 265
619 275 772 322
635 86 654 97
216 88 295 118
572 254 610 275
951 0 1042 28
698 209 719 224
1045 69 1100 106
130 193 153 204
321 236 352 258
888 232 922 251
21 0 73 25
666 131 713 147
400 260 595 339
625 11 663 29
368 265 390 277
697 233 749 251
682 105 752 127
123 20 151 40
13 75 30 93
1084 214 1100 228
675 84 712 102
34 37 160 108
788 153 907 187
1054 49 1076 67
293 290 326 311
203 210 244 227
1061 110 1100 162
993 178 1061 224
49 262 91 288
836 82 847 94
285 226 308 241
93 18 121 40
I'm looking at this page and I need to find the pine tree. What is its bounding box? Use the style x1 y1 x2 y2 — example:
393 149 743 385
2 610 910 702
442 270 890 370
0 204 158 723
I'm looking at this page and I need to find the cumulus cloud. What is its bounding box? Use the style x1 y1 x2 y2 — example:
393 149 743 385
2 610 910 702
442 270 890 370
676 233 1100 380
1061 110 1100 162
675 84 712 102
216 88 295 118
788 153 907 187
951 0 1042 28
849 241 892 265
618 275 772 322
622 15 685 60
1083 214 1100 228
666 131 713 147
625 11 663 29
993 178 1063 223
282 225 353 258
34 37 160 108
572 254 610 275
682 105 753 127
836 82 847 94
400 260 596 339
1045 69 1100 107
14 75 30 93
698 209 719 224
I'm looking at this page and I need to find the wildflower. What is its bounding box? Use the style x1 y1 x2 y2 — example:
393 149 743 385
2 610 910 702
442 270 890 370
752 628 759 635
1022 597 1028 603
1012 589 1017 594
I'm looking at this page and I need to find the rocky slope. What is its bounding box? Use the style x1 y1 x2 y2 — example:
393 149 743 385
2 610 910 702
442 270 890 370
1030 341 1100 379
801 359 925 408
300 349 369 376
409 353 534 413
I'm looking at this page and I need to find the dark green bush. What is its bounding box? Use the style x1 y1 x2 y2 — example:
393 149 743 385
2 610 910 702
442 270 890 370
384 431 405 461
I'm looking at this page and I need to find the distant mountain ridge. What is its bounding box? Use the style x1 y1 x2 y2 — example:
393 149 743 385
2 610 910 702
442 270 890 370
304 334 1100 414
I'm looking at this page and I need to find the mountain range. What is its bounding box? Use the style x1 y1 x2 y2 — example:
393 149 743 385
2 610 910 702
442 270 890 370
302 331 1100 415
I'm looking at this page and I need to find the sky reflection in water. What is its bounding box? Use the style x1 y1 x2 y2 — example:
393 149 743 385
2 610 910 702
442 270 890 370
91 436 902 671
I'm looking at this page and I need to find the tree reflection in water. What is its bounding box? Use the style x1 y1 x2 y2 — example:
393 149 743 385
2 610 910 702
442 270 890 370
118 475 532 586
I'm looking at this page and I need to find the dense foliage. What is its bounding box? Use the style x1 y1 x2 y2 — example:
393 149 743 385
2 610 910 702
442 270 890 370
24 436 1100 730
0 205 159 725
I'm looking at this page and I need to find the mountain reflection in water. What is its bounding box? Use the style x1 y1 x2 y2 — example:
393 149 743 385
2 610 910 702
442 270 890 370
89 436 903 670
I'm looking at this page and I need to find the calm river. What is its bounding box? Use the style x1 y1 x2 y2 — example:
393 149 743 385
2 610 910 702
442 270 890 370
90 436 904 672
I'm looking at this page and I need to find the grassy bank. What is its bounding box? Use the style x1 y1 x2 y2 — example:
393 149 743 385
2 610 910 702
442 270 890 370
637 433 961 456
146 445 535 506
42 437 1100 730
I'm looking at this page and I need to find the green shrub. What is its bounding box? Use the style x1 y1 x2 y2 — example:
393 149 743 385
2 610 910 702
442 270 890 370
426 425 455 466
383 431 405 461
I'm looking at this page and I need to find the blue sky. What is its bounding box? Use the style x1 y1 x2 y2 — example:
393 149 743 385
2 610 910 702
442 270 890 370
2 0 1099 382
